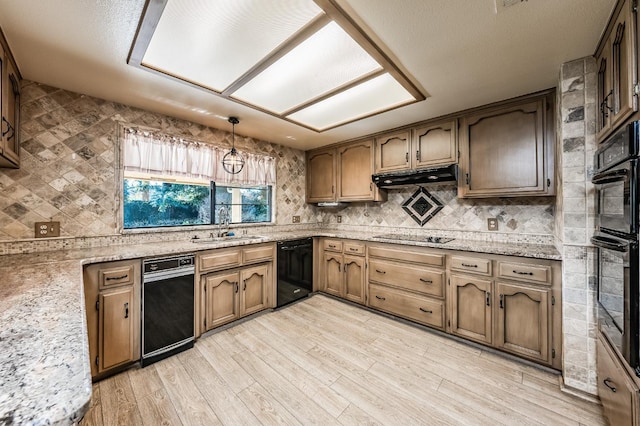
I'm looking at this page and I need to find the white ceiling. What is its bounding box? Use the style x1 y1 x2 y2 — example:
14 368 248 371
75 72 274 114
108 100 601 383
0 0 616 151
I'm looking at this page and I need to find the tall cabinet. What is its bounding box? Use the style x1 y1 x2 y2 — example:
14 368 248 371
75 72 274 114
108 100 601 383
0 28 20 168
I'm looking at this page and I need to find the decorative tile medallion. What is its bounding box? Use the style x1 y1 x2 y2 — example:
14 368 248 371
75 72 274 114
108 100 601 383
402 187 443 226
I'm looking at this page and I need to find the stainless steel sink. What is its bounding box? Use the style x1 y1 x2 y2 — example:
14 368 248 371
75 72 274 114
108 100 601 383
191 235 268 243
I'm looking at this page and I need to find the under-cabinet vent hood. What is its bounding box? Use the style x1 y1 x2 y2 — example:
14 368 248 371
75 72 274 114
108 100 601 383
372 164 458 188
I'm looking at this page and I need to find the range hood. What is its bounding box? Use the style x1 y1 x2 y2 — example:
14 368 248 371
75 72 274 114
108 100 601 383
372 164 458 188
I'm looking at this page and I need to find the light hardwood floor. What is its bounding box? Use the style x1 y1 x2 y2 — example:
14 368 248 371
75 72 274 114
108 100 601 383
80 294 607 426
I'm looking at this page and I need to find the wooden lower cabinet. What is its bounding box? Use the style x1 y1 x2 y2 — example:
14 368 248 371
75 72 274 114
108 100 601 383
496 282 549 363
321 240 366 305
450 274 492 345
323 252 343 298
597 331 639 426
201 262 272 332
83 259 141 379
343 255 365 304
369 283 444 330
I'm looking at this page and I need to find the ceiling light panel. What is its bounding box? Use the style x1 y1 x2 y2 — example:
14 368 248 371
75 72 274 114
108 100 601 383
231 21 382 113
286 73 415 131
142 0 323 92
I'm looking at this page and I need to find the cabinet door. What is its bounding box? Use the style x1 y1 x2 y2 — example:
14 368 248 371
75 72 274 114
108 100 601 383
459 98 548 197
495 282 549 363
610 0 637 130
374 130 410 173
204 271 239 330
337 140 376 201
2 58 19 166
450 275 492 344
343 255 365 304
413 120 457 168
597 47 613 139
596 334 637 426
306 149 336 203
240 264 269 317
99 287 134 372
323 252 343 297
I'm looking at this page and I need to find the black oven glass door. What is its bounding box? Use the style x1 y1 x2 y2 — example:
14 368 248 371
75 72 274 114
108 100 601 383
593 159 636 237
592 232 638 368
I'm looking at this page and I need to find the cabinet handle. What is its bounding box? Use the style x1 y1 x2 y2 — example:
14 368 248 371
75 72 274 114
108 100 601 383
405 152 409 162
124 302 129 319
416 150 420 162
375 269 386 274
419 307 433 314
512 270 534 276
486 291 491 306
329 244 336 248
106 274 128 281
466 173 470 185
419 278 433 283
370 182 372 191
461 263 477 268
349 247 358 252
601 90 614 117
603 378 617 393
499 294 504 309
375 295 386 301
344 264 348 273
235 282 239 293
243 281 247 291
1 117 11 137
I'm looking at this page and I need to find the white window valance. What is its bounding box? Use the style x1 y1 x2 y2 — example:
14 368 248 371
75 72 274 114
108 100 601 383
122 128 276 186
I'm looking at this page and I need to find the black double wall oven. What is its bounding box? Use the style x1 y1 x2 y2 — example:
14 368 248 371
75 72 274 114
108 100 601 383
592 121 640 375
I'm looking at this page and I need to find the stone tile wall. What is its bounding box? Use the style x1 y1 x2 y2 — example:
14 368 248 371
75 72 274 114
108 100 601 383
558 57 599 395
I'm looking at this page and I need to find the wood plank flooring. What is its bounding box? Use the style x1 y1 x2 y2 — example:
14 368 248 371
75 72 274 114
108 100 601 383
80 295 607 426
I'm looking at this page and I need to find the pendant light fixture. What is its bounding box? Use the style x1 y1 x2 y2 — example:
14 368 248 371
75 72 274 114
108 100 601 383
222 116 244 174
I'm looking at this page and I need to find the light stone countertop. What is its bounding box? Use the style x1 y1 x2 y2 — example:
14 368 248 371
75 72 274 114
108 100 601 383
0 230 560 425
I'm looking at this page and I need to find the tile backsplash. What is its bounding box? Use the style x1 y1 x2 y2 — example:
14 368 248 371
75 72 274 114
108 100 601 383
0 80 556 254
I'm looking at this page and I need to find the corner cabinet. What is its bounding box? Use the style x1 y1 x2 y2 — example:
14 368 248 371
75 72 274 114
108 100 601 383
0 29 20 168
306 140 385 204
458 92 555 198
595 0 637 142
83 259 141 380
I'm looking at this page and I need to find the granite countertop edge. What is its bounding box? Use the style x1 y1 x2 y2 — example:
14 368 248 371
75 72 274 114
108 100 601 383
0 231 560 425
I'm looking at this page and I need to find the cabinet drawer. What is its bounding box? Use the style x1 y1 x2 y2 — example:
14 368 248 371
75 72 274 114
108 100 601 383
368 284 444 330
99 265 136 288
242 244 274 264
596 335 636 426
343 241 365 256
369 259 444 298
324 239 343 252
368 245 444 267
498 261 551 285
451 256 491 275
199 249 241 272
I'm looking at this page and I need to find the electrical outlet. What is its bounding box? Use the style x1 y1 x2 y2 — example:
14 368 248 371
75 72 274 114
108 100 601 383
35 221 60 238
292 215 300 223
337 215 342 223
487 218 498 231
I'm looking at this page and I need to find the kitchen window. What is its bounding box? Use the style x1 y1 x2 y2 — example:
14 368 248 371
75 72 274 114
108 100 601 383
121 127 276 230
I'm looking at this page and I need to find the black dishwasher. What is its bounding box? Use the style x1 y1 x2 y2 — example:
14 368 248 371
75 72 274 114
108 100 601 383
277 238 313 307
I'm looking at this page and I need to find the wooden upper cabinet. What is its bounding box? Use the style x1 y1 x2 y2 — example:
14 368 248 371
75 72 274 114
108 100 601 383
0 30 20 168
458 94 553 198
306 148 336 203
337 139 385 202
413 120 457 168
374 130 410 173
596 0 637 141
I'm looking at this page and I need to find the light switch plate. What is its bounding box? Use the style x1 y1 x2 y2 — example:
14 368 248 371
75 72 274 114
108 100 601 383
35 221 60 238
487 218 498 231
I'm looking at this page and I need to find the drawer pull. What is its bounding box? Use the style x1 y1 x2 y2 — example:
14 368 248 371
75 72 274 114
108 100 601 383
375 295 386 301
603 378 617 393
461 263 478 268
106 274 128 281
419 278 433 284
419 307 433 314
513 270 534 276
349 247 358 252
329 244 337 249
375 269 386 274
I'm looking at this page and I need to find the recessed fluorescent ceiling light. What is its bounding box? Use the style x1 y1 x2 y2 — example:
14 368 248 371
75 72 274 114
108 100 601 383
129 0 426 132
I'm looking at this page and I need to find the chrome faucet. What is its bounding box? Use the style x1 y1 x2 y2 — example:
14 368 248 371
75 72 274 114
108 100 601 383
217 205 230 237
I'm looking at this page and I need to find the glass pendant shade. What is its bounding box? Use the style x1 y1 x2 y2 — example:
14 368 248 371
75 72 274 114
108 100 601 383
222 117 244 174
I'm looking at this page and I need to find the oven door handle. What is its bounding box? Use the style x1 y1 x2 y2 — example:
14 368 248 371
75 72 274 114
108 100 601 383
591 234 629 252
591 168 628 185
